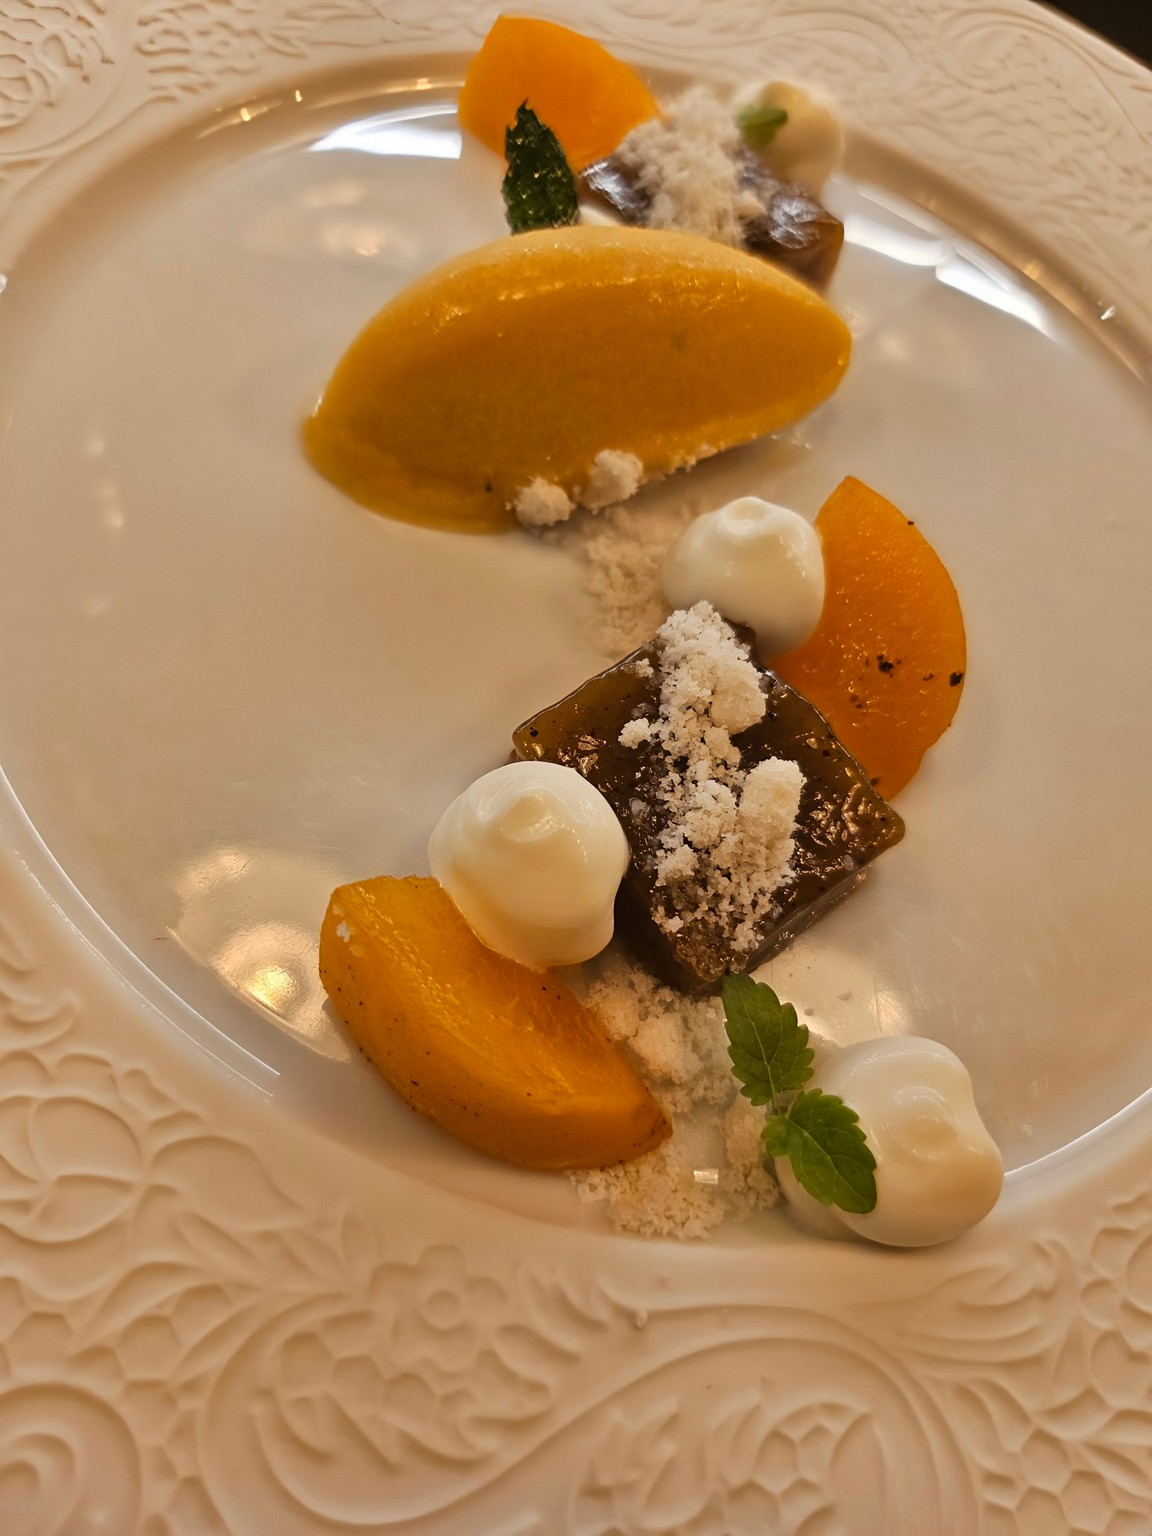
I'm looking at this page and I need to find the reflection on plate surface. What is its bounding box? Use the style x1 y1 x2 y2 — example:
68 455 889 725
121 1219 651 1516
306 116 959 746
312 103 463 160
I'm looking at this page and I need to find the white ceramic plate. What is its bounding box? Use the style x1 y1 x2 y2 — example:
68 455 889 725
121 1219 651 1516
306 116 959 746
1 3 1150 1531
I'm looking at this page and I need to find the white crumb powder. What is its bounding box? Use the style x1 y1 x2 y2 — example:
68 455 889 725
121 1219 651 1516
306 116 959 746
335 920 351 942
513 478 574 528
615 86 762 248
736 758 806 886
723 1092 767 1168
656 603 765 735
573 498 694 659
618 718 652 748
514 450 646 530
581 449 645 510
630 1010 704 1085
572 952 732 1114
568 953 778 1237
622 602 804 955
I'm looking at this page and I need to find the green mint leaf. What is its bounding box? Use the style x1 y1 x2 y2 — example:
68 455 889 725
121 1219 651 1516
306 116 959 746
737 103 789 151
763 1090 877 1214
722 973 814 1106
502 102 579 234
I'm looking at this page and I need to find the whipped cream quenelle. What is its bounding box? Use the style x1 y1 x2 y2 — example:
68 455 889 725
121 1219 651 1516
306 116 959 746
661 497 825 662
428 761 630 970
777 1036 1004 1247
733 81 844 193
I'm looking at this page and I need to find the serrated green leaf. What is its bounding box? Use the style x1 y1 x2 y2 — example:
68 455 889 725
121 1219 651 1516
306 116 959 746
737 103 789 151
760 1113 792 1159
722 974 814 1107
763 1090 877 1214
502 102 579 235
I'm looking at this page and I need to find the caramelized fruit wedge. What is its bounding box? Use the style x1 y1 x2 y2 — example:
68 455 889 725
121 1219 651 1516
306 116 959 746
514 640 903 996
320 876 670 1169
303 226 852 531
773 477 966 797
458 15 659 171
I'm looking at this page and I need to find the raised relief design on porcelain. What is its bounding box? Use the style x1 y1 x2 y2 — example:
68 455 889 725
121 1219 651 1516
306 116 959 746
200 1245 633 1529
0 1 116 132
565 1321 975 1534
0 0 473 214
868 1213 1152 1535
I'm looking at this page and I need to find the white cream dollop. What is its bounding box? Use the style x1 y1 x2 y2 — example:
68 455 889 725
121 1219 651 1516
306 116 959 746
661 497 825 662
733 80 844 193
776 1036 1004 1247
427 761 629 970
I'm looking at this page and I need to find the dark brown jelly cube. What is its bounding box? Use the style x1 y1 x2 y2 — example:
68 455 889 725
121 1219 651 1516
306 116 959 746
512 641 904 995
740 177 844 287
580 151 844 287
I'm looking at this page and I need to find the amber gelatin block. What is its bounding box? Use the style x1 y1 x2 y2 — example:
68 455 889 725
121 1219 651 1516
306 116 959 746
514 644 904 994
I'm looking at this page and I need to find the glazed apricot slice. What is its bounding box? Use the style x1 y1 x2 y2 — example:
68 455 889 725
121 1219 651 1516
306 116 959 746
458 15 659 170
772 477 966 797
319 876 670 1170
303 225 852 531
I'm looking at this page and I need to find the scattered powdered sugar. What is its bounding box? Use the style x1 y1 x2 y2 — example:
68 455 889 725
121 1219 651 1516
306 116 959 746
572 497 694 659
576 952 734 1115
622 603 803 953
615 86 764 248
723 1090 772 1173
568 952 779 1237
513 478 573 528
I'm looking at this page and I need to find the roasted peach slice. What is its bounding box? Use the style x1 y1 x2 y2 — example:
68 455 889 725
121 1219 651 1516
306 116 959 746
303 226 851 531
457 15 660 171
320 876 669 1169
773 477 966 796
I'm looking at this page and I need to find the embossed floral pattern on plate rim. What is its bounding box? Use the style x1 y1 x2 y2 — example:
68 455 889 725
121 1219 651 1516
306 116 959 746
0 2 1150 1532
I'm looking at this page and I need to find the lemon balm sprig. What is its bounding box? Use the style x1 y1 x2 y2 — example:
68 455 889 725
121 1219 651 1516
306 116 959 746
722 974 877 1213
736 101 789 151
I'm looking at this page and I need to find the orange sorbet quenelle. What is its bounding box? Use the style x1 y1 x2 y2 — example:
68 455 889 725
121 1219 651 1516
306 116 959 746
303 226 851 532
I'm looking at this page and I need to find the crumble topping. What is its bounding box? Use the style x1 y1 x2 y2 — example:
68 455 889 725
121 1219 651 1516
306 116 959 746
581 448 645 510
621 602 804 954
577 498 693 657
615 86 764 248
513 449 647 529
513 478 574 528
569 953 780 1237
